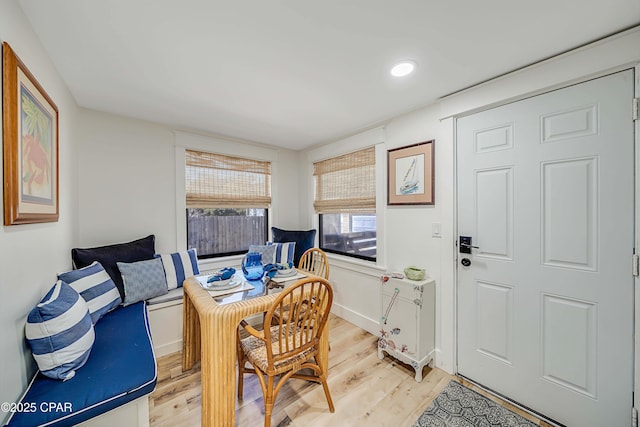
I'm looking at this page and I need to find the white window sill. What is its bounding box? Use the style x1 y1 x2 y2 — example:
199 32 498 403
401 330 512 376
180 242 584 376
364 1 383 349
325 252 386 278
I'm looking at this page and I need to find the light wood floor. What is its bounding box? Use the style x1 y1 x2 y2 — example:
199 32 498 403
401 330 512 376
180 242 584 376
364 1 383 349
149 314 548 426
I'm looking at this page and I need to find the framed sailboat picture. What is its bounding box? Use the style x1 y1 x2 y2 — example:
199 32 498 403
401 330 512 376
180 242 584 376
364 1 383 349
387 140 434 205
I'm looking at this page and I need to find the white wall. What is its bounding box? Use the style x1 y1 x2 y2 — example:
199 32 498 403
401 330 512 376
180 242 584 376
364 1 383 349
0 0 80 421
76 112 302 255
76 110 177 252
384 104 456 373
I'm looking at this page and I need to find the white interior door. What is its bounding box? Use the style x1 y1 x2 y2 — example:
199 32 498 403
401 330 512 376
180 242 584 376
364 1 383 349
456 70 634 426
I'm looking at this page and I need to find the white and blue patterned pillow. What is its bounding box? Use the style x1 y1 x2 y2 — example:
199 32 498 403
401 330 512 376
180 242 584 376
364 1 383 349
159 248 200 290
268 242 296 265
25 280 95 381
117 258 168 306
248 244 277 265
58 261 122 324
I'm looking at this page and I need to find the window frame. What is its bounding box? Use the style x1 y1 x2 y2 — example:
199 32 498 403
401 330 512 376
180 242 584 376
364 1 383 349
311 144 381 263
184 148 272 259
187 208 269 259
174 132 279 259
319 212 377 262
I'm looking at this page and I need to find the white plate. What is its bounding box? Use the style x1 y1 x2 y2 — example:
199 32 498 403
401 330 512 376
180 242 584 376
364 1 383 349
211 281 243 291
276 268 297 277
201 277 242 291
209 281 255 299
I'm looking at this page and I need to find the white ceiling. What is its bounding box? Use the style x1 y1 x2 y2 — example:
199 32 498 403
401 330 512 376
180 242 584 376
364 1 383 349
18 1 640 150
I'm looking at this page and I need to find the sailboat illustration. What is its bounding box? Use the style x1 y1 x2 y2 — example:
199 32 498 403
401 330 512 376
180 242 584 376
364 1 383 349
400 157 419 194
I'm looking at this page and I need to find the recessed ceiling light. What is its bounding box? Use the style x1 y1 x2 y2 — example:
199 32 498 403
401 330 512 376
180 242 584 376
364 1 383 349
390 60 417 77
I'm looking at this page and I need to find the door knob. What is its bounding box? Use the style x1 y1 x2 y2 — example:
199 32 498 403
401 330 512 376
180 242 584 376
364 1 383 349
461 258 471 267
459 236 479 254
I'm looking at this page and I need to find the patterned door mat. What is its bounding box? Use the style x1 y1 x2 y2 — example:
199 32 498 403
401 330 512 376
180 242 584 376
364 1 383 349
413 380 538 427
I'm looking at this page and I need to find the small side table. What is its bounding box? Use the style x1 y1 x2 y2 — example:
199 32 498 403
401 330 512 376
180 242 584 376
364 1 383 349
377 276 435 382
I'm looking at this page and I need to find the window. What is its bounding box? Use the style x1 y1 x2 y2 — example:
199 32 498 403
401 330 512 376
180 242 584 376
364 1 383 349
185 150 271 258
314 147 376 261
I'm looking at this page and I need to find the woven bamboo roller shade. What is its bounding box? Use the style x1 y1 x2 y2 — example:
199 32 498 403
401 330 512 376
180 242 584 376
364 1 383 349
186 149 271 208
313 147 375 213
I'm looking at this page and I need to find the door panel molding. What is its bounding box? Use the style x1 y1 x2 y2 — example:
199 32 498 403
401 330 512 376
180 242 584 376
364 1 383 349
541 157 598 271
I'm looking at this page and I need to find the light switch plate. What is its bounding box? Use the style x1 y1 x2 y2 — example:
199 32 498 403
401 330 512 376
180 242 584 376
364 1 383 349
432 222 441 238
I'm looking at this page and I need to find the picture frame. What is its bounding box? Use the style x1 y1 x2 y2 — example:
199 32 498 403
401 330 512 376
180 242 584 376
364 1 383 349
387 140 434 205
3 42 59 225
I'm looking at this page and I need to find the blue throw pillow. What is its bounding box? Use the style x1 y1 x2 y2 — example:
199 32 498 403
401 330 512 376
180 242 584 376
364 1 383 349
25 280 95 381
271 227 316 266
267 242 296 265
117 258 169 306
159 248 200 290
58 262 122 324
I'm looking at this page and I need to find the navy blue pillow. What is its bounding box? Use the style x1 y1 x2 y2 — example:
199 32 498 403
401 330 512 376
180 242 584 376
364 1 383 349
271 227 316 267
71 235 156 301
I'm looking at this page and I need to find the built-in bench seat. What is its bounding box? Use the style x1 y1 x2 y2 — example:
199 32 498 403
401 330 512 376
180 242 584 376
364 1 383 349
146 271 217 358
147 287 183 306
146 288 185 357
6 302 156 427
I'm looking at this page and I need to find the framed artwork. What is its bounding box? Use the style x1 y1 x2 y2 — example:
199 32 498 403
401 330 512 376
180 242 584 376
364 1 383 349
3 42 59 225
387 140 434 205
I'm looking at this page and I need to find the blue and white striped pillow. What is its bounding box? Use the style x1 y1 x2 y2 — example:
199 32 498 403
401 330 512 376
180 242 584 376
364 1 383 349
160 248 200 290
268 242 296 265
58 261 122 324
26 280 95 381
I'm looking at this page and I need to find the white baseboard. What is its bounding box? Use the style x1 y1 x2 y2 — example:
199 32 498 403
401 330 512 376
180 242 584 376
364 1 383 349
331 303 379 336
154 339 182 358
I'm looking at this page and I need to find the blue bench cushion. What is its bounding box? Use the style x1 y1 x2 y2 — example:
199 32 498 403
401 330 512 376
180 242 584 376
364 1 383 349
7 302 156 427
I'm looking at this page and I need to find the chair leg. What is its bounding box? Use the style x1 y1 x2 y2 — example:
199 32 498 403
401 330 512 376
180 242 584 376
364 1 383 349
264 403 273 427
263 375 275 427
321 378 335 412
313 355 334 412
237 332 245 399
237 363 244 399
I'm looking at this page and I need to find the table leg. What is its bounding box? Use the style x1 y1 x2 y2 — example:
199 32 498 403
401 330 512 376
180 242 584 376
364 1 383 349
201 310 240 427
182 292 200 371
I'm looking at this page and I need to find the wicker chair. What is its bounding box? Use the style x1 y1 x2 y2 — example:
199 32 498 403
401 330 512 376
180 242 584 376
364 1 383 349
297 247 330 279
237 277 335 427
271 248 330 325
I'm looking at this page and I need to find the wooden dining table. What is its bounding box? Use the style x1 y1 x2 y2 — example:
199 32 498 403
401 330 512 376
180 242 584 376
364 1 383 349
182 272 329 427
